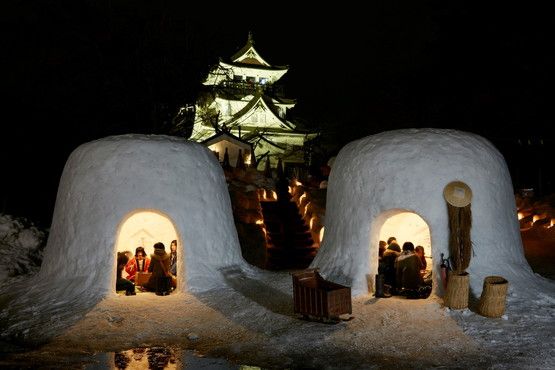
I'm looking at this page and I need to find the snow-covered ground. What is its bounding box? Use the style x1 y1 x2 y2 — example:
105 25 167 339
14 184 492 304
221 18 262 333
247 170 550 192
0 212 554 369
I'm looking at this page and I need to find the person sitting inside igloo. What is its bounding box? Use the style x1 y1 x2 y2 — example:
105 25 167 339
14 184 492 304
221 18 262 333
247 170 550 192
124 246 151 283
116 252 136 296
395 242 431 299
144 242 172 296
381 241 401 294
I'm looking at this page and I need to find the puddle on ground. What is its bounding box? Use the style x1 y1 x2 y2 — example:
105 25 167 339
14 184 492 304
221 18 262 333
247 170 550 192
0 345 258 369
82 346 254 369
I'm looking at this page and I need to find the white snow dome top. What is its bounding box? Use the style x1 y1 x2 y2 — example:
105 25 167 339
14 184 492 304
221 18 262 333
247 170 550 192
41 134 245 294
312 128 535 296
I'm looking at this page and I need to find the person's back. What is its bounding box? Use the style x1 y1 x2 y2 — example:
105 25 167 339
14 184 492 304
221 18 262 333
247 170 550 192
382 243 401 291
395 242 424 291
145 242 171 295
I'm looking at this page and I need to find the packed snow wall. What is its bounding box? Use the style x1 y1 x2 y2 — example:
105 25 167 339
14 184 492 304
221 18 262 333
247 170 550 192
41 134 245 294
312 128 535 296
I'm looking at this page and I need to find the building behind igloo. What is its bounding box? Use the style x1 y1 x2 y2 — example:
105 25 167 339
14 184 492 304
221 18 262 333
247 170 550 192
312 128 536 296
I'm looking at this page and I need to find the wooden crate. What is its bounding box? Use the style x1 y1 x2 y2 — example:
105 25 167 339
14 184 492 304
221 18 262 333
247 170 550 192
292 269 352 321
135 272 152 287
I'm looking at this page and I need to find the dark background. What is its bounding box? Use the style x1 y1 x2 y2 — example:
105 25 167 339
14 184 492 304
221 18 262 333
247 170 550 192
2 1 553 227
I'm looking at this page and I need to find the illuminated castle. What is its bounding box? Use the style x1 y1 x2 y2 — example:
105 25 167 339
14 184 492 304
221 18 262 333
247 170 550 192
191 33 316 170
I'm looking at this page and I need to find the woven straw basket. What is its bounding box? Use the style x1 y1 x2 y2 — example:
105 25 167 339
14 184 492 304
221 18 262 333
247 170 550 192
444 272 469 309
477 276 509 318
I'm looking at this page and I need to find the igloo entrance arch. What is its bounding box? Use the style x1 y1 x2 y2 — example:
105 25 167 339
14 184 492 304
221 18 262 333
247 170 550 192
378 210 431 262
115 209 182 292
376 209 433 294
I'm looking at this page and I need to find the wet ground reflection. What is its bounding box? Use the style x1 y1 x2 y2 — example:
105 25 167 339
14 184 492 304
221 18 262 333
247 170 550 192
114 347 176 369
83 346 250 369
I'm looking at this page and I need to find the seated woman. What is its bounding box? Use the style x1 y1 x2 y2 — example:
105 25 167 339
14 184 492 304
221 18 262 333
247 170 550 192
414 245 427 271
124 246 151 283
415 245 433 286
169 240 178 288
144 242 172 296
116 252 136 295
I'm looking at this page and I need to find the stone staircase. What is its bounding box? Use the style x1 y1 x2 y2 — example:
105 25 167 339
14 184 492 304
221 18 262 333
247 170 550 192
261 198 318 270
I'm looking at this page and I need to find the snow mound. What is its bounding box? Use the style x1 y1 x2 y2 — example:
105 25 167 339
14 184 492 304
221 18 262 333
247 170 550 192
0 134 250 344
312 128 551 297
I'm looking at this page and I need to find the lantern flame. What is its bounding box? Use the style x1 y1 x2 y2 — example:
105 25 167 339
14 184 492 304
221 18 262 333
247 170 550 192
304 201 311 217
255 219 264 225
533 215 541 223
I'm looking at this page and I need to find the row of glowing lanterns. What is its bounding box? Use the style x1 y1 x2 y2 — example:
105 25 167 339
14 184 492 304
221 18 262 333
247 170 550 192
517 212 555 228
256 181 325 244
291 182 325 243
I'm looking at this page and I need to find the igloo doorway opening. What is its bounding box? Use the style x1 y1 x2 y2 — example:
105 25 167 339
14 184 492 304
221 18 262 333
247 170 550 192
115 209 181 292
377 209 433 293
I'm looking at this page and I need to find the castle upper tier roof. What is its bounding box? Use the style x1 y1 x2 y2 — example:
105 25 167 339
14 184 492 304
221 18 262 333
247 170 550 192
230 32 288 70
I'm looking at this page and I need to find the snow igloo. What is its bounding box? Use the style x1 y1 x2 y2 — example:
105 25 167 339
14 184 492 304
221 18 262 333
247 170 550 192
40 135 245 295
312 128 535 296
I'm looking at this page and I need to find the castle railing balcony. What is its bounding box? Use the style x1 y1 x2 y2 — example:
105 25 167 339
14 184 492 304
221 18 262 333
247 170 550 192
219 80 271 93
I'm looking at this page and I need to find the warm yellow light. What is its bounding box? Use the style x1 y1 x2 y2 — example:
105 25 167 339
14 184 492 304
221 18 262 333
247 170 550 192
319 227 325 242
271 190 277 200
517 212 524 220
309 216 315 230
263 189 267 199
295 180 302 186
116 210 178 258
550 218 555 228
533 215 541 223
379 212 431 257
299 193 306 204
255 219 264 225
303 201 311 217
288 186 292 194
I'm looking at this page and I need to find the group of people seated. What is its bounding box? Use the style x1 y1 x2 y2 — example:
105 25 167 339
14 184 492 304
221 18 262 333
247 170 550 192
116 240 178 296
377 236 432 299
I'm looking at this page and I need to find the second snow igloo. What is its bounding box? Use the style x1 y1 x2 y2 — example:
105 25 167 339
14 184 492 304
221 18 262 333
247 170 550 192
40 134 245 296
312 128 534 296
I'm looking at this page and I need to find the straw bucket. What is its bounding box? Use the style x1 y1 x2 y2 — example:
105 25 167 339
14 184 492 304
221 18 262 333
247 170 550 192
444 272 469 309
477 276 509 318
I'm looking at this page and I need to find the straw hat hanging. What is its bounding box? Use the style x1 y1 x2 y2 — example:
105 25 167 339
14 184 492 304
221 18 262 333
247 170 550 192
443 181 472 208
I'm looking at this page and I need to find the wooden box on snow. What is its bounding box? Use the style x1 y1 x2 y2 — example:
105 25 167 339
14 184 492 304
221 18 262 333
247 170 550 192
292 268 352 320
135 272 152 287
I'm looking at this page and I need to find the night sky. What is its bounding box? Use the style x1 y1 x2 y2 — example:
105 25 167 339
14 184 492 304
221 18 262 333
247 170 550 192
2 1 553 227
